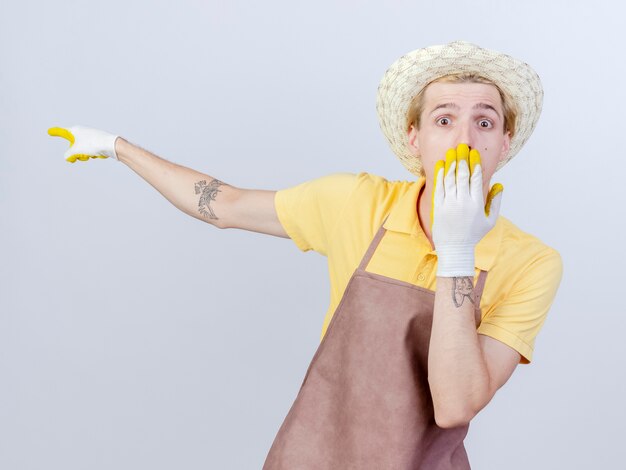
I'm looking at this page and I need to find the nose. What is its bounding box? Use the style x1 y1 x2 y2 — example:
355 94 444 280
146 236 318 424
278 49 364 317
456 120 474 149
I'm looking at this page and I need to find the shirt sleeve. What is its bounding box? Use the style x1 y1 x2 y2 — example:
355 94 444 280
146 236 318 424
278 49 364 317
477 247 563 364
274 173 360 256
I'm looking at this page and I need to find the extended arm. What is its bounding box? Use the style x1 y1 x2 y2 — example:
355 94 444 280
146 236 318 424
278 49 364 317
49 126 288 237
116 138 286 236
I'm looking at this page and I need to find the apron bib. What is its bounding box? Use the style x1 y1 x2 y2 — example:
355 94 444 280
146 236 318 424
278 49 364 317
263 217 488 469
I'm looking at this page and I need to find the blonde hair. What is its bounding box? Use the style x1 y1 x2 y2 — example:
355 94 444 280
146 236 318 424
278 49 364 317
405 73 518 137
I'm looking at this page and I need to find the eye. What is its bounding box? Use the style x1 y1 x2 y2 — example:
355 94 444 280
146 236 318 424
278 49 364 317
437 117 451 126
478 119 493 128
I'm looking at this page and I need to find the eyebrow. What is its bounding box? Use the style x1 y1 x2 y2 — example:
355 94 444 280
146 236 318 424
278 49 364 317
429 102 502 118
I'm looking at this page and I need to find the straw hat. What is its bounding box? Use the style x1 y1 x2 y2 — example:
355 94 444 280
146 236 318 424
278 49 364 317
375 41 543 176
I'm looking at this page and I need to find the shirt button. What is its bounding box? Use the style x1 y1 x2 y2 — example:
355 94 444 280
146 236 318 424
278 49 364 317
417 273 425 281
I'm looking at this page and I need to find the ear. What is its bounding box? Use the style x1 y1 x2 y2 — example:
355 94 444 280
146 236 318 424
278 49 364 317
407 125 420 156
499 130 511 163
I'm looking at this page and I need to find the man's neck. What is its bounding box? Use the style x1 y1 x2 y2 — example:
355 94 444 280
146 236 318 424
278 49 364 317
417 181 435 250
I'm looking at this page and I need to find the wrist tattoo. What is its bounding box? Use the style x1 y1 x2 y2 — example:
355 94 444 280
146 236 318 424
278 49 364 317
452 277 475 308
195 179 225 220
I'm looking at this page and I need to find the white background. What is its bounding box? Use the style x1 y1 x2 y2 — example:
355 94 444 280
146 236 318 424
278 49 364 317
2 0 624 468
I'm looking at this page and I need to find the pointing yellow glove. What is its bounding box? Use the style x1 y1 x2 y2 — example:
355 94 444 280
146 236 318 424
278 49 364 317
431 144 504 277
48 125 120 163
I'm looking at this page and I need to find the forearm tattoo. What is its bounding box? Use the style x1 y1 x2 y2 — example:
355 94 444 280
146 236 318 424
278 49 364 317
452 277 475 308
194 179 225 220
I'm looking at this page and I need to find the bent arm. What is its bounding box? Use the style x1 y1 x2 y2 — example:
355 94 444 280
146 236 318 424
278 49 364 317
428 276 520 429
115 138 288 238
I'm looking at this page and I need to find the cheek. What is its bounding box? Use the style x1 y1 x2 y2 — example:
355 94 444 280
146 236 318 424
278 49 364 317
420 137 452 161
481 166 498 184
478 144 501 174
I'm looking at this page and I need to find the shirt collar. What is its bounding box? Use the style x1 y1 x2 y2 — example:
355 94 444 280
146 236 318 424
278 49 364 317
382 176 503 271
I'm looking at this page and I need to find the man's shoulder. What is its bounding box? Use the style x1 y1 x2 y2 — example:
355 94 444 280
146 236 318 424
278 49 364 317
352 171 416 199
496 216 562 268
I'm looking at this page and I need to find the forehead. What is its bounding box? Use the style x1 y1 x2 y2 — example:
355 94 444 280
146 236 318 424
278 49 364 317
422 82 503 112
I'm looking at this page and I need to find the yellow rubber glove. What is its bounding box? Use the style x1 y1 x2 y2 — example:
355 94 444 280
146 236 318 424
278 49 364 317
48 125 120 163
431 144 503 277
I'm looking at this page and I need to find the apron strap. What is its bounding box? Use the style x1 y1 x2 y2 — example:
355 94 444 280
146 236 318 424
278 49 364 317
474 269 488 307
357 215 390 271
473 270 489 327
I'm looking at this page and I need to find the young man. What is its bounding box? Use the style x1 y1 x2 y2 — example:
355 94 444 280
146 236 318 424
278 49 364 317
49 41 562 469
